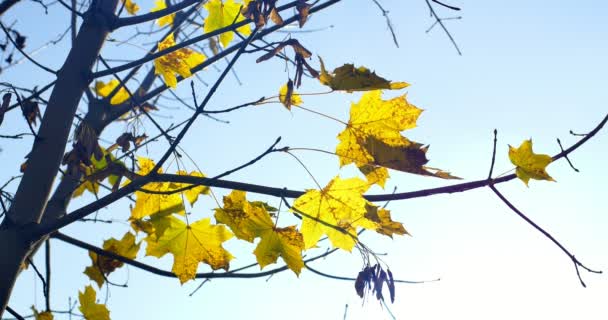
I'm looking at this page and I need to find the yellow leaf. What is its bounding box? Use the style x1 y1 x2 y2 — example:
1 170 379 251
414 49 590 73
176 170 209 205
94 79 130 105
293 176 377 251
254 226 304 275
214 190 274 242
319 57 409 92
131 158 210 219
145 215 233 283
364 204 408 238
78 286 110 320
122 0 139 15
72 147 124 198
154 33 206 88
150 0 174 26
336 91 457 181
131 181 185 219
508 139 555 186
279 81 302 110
215 190 304 274
358 165 389 188
31 306 54 320
84 232 140 287
203 0 251 48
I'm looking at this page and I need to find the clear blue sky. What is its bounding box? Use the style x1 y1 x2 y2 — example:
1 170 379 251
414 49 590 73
1 0 607 319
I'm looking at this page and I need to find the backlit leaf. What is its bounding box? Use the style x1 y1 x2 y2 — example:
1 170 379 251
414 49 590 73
78 286 110 320
203 0 251 48
31 306 53 320
154 33 206 88
150 0 174 26
145 215 233 283
84 232 140 287
215 190 304 274
508 139 555 186
130 158 210 219
319 57 408 92
95 79 130 105
336 91 457 181
293 176 377 251
364 204 408 238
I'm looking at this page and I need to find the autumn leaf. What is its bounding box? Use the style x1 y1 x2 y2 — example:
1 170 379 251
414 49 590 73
72 147 124 198
31 306 53 320
215 190 304 274
254 226 304 274
363 137 458 179
150 0 174 27
78 286 110 320
215 190 273 242
95 79 130 105
84 232 140 287
278 80 302 110
364 204 408 238
336 91 457 181
203 0 252 48
129 158 210 219
358 164 389 188
122 0 139 15
154 33 206 88
175 170 209 205
318 57 408 92
509 139 555 186
293 176 378 251
145 215 233 283
130 157 185 219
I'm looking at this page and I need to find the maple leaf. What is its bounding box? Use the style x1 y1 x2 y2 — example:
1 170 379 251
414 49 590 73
203 0 252 48
95 79 130 105
215 190 304 274
278 80 302 110
358 164 389 188
318 57 408 92
78 286 110 320
150 0 174 26
293 176 378 251
72 147 124 198
254 226 304 274
509 139 555 186
336 91 457 181
84 232 140 287
175 170 209 205
31 306 53 320
122 0 139 15
154 33 206 88
129 158 210 219
364 204 408 238
145 215 233 283
130 161 185 219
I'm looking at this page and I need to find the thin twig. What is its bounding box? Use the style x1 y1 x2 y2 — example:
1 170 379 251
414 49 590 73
488 184 602 287
0 22 57 74
488 129 498 179
424 0 462 55
557 138 579 172
370 0 399 48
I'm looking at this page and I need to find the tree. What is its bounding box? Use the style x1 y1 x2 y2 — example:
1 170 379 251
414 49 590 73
0 0 606 319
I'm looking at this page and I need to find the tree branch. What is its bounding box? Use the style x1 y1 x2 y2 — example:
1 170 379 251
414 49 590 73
52 232 340 280
488 184 602 287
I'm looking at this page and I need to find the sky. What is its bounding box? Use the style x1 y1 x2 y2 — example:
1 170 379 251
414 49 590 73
1 0 607 319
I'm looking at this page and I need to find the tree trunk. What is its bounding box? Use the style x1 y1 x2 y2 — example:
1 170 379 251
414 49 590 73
0 0 118 316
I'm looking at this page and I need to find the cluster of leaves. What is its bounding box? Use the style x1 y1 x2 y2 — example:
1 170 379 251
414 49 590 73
55 1 555 318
